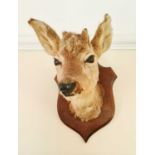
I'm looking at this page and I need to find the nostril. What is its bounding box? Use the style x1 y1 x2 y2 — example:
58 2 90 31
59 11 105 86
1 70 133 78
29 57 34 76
59 84 66 91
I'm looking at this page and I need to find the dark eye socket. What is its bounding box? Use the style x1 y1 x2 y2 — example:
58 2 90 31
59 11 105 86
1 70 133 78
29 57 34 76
54 58 61 66
85 55 95 63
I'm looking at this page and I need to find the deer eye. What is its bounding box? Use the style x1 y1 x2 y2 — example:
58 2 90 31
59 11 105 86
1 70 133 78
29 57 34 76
85 55 95 63
54 58 61 66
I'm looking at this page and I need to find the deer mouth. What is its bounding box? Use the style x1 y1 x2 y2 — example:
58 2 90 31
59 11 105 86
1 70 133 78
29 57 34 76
74 83 83 95
62 92 75 97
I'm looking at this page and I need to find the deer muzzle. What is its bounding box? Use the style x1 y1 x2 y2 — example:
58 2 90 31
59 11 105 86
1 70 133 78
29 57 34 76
59 82 76 96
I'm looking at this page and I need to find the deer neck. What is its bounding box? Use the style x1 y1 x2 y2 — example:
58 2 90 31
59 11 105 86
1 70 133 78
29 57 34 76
69 83 103 122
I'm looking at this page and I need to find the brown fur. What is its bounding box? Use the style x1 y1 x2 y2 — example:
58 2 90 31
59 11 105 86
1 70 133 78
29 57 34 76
28 14 112 122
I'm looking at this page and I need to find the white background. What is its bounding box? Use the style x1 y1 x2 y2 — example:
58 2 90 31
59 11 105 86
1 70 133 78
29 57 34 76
19 0 135 49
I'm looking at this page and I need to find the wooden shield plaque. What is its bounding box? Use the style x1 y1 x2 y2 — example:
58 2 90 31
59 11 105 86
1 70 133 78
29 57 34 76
56 65 117 142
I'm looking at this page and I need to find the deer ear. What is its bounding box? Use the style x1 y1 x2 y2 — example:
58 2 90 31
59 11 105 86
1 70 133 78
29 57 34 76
28 18 60 56
91 14 112 57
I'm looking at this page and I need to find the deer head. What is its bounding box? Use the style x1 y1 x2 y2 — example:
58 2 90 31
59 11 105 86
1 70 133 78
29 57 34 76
28 14 112 103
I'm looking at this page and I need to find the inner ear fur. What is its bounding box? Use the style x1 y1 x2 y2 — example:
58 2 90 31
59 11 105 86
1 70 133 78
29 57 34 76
91 14 112 57
28 18 60 56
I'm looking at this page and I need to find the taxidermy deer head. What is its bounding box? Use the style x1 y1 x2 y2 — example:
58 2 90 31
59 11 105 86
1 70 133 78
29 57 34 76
28 14 112 122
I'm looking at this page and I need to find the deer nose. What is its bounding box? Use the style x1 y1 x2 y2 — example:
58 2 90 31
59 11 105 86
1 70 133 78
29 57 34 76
59 82 76 96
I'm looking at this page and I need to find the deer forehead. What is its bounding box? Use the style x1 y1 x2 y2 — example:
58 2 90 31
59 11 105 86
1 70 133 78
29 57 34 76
58 32 92 57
